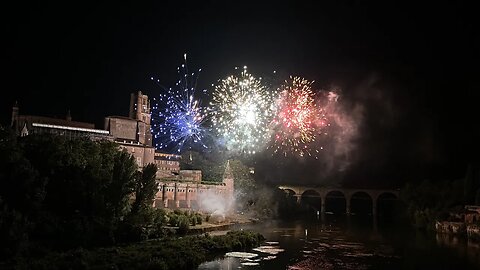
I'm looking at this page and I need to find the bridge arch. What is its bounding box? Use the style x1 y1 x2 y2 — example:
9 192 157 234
350 191 373 215
301 189 321 211
325 190 347 214
282 188 297 197
277 185 399 221
377 192 398 201
377 192 399 221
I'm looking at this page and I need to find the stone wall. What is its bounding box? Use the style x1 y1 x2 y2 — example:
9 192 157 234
154 181 232 210
105 117 138 141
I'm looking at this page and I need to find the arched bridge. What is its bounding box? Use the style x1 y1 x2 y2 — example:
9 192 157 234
278 185 400 217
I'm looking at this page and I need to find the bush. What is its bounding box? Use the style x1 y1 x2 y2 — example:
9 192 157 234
115 223 148 243
190 215 197 226
8 230 265 269
196 214 203 225
168 214 179 227
177 216 190 235
153 209 168 226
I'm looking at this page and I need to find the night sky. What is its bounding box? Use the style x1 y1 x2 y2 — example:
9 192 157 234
3 1 478 187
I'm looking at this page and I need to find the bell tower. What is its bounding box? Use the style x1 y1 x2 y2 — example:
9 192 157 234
129 91 153 146
129 91 151 123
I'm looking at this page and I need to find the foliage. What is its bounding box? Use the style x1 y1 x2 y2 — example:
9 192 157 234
401 178 465 229
163 210 207 235
168 213 179 227
180 150 225 182
228 159 255 210
195 213 203 225
8 230 265 270
131 164 159 215
0 130 163 257
177 215 190 235
179 150 279 218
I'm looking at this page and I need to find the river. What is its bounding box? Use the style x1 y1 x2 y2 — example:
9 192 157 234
198 216 480 269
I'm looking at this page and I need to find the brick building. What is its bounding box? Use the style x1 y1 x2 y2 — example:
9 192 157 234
154 160 235 211
11 91 235 211
154 152 181 179
104 91 155 168
11 103 110 140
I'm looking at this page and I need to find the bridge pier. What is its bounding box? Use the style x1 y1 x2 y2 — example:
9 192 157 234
277 185 399 228
320 197 326 222
346 197 351 215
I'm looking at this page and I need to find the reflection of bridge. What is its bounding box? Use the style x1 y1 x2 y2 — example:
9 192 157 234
278 185 400 219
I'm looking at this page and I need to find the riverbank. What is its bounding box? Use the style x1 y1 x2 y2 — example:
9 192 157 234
436 222 480 240
186 213 258 234
1 230 265 270
434 205 480 241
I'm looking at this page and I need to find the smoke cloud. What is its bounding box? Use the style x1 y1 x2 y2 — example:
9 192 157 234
196 189 235 216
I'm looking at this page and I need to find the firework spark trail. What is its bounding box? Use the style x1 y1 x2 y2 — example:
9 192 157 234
267 76 342 159
210 67 276 155
268 76 321 157
151 54 208 153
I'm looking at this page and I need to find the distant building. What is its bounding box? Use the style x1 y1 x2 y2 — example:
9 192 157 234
11 91 235 211
465 205 480 224
104 91 155 168
10 103 110 140
154 152 181 179
155 160 234 211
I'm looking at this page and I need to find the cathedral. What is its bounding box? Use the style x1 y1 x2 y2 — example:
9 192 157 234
11 91 234 211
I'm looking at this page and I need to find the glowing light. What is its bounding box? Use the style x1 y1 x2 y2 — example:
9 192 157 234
268 76 322 157
210 69 275 154
151 54 208 153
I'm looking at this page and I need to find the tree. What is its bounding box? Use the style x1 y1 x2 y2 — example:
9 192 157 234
0 130 169 250
0 127 45 257
228 159 256 211
181 150 225 182
107 150 137 222
131 164 158 214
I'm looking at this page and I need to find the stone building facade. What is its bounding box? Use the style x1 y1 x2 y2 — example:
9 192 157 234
154 152 181 179
154 160 235 211
11 91 235 212
104 91 155 168
11 104 110 140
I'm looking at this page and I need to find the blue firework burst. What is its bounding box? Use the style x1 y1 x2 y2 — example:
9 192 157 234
151 54 208 153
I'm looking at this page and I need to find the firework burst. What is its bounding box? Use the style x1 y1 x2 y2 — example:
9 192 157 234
269 76 327 157
151 54 208 153
210 67 275 154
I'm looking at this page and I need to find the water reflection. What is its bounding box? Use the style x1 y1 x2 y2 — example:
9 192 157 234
198 218 480 269
435 233 480 267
